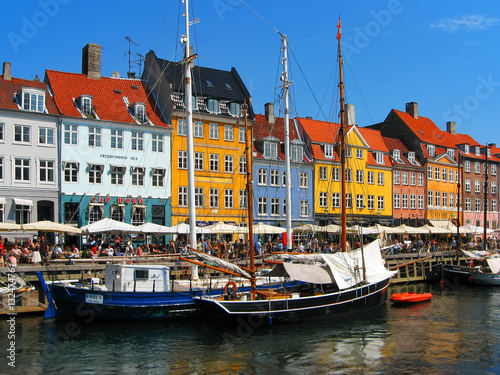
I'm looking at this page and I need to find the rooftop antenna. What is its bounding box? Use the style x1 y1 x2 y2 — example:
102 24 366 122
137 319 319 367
125 36 140 78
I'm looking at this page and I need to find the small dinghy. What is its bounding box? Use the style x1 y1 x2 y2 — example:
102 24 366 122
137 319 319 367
390 292 432 305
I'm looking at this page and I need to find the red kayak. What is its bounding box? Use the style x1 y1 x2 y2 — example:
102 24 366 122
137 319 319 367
390 292 432 304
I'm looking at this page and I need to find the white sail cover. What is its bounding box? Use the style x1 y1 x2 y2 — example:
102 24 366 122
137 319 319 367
321 240 397 290
187 250 251 279
486 257 500 274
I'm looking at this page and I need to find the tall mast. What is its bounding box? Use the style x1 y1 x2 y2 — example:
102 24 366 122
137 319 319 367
244 100 256 299
281 34 293 250
455 153 461 264
483 145 489 249
182 0 198 277
337 17 347 252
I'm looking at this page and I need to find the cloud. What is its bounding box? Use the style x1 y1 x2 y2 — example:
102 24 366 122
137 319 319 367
430 15 500 33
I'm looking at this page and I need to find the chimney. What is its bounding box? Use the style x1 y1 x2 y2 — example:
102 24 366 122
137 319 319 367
446 121 457 135
346 103 355 125
264 102 275 124
2 62 11 80
82 43 101 79
406 101 418 119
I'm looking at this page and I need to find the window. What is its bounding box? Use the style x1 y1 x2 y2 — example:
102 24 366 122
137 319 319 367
88 164 103 184
239 156 247 174
376 152 384 164
178 151 187 169
367 171 374 184
443 192 448 207
15 205 31 224
79 95 93 116
131 167 145 186
332 167 340 181
427 145 435 157
418 195 424 210
394 171 400 185
110 166 125 185
0 157 3 181
402 171 408 185
377 196 384 211
258 197 268 215
300 200 309 217
178 119 187 136
474 162 480 174
492 164 497 176
450 193 455 208
152 205 165 226
195 152 204 170
39 128 54 145
195 187 204 207
210 154 219 172
194 121 203 138
475 180 481 193
356 170 364 183
356 194 364 210
64 124 78 145
258 169 268 185
229 102 241 117
464 160 470 173
346 194 352 209
434 167 440 181
210 188 219 208
346 148 351 158
88 127 102 147
449 169 454 183
224 125 233 142
209 123 219 140
131 205 145 225
134 103 146 123
319 166 328 180
394 194 400 209
356 149 363 159
418 173 424 186
22 89 45 112
282 171 287 186
300 172 308 188
14 158 30 181
392 150 402 162
14 125 30 143
410 194 416 209
410 172 416 186
475 147 480 156
492 182 497 195
377 172 384 185
239 126 246 143
475 198 481 211
427 190 433 206
111 205 124 222
367 195 375 210
465 198 471 211
402 194 408 209
427 166 433 180
152 168 165 187
152 134 163 152
291 144 303 162
319 192 327 208
39 160 54 183
332 193 340 208
264 141 277 158
0 123 3 142
224 155 233 173
346 169 352 183
88 204 103 224
225 189 233 208
408 152 417 165
64 203 79 225
464 144 470 154
447 149 455 159
435 191 441 207
179 187 188 207
132 131 144 151
492 200 497 212
324 145 334 158
271 170 280 186
207 98 220 113
239 190 247 209
64 162 78 183
111 130 123 149
441 168 447 182
271 198 280 216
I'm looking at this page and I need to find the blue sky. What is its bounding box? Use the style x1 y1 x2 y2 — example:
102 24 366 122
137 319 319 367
2 0 500 146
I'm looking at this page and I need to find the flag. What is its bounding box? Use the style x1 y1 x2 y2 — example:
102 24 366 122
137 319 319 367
336 17 341 40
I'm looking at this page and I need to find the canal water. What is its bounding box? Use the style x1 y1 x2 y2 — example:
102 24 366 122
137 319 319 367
2 283 500 374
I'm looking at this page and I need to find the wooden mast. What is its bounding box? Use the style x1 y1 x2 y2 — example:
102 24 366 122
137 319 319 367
483 145 489 249
455 153 461 264
337 17 347 252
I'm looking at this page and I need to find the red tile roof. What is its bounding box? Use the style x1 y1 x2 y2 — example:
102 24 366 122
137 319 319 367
254 114 299 141
45 70 168 127
357 127 389 152
296 117 340 144
0 76 58 114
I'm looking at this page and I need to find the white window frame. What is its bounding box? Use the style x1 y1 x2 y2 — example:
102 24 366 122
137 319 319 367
131 131 144 151
39 159 55 183
224 125 233 142
110 129 123 149
224 155 233 173
209 123 219 140
209 154 219 172
88 126 102 148
14 124 30 144
64 124 78 145
152 134 163 153
39 127 55 146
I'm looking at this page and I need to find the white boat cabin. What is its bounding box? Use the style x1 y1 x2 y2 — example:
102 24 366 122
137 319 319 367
104 264 171 292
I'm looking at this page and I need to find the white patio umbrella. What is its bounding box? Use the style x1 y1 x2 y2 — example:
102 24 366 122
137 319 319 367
137 222 176 234
205 221 247 234
0 222 22 231
80 218 142 235
170 223 211 234
394 224 422 234
367 224 406 234
349 225 380 235
22 220 82 234
322 224 341 233
418 224 448 234
292 224 323 233
253 222 284 234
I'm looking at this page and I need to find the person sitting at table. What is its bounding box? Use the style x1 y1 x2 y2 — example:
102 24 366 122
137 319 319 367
52 243 64 259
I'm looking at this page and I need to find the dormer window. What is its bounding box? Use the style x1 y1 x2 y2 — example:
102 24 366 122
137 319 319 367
291 144 303 162
228 102 241 117
324 144 334 159
264 140 278 159
427 145 435 157
464 144 470 154
76 95 94 117
487 148 491 158
392 150 402 163
132 102 146 123
19 88 45 112
408 152 416 165
184 94 198 110
376 152 384 164
475 146 480 156
447 149 455 159
207 98 220 114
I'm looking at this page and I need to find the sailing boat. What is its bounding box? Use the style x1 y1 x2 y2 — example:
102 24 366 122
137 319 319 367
192 22 397 324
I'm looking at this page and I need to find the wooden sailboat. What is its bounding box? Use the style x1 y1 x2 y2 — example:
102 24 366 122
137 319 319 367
192 21 397 325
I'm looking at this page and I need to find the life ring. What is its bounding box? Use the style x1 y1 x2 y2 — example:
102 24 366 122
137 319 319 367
224 281 237 295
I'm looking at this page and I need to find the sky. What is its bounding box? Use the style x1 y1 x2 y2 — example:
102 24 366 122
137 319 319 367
1 0 500 146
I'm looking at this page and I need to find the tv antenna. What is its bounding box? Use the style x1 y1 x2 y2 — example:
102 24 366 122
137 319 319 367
125 36 142 78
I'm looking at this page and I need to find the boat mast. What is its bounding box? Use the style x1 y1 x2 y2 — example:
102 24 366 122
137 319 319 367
244 99 256 299
483 145 489 249
281 34 293 251
182 0 198 277
337 18 347 252
455 153 461 264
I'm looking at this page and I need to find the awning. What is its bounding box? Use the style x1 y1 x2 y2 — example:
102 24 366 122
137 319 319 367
0 198 6 205
13 198 33 206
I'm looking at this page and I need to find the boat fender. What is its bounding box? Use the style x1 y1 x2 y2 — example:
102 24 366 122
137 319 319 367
224 281 237 296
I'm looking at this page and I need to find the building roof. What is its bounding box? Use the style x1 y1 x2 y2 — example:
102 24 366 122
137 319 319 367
45 70 168 127
0 75 58 114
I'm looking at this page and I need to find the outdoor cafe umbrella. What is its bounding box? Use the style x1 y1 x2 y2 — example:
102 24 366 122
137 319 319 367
137 222 176 234
0 222 22 231
253 222 284 235
22 220 82 234
170 223 211 234
205 221 248 234
80 218 141 235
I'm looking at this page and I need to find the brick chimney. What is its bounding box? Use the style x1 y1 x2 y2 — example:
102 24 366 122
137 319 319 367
446 121 457 135
346 103 355 125
82 43 101 79
2 62 11 80
406 101 418 119
264 102 275 124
